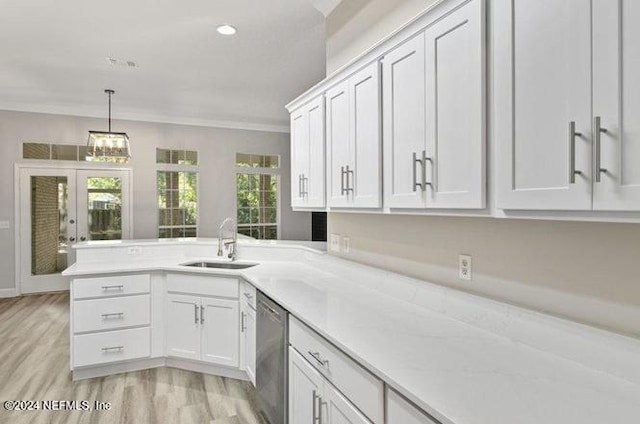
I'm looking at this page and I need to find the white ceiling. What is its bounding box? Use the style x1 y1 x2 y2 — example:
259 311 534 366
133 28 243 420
0 0 327 132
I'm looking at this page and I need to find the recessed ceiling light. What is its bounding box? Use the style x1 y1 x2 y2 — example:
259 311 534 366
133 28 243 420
216 24 237 36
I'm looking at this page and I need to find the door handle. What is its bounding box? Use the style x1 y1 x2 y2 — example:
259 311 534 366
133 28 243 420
200 304 205 325
594 116 608 183
241 311 246 332
345 165 354 194
569 121 583 184
195 304 199 325
340 166 346 195
69 236 75 242
80 236 87 241
312 390 320 423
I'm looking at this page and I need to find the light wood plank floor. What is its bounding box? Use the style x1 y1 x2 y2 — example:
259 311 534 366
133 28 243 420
0 293 266 424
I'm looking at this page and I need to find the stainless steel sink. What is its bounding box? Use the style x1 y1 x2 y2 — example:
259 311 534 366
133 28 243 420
181 261 258 270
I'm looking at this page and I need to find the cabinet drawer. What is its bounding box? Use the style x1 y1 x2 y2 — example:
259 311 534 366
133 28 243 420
73 295 150 334
241 280 256 309
72 274 150 300
167 273 239 298
289 316 383 424
73 327 150 368
387 388 439 424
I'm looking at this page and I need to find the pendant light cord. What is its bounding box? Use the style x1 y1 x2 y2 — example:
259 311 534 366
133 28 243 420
105 89 115 132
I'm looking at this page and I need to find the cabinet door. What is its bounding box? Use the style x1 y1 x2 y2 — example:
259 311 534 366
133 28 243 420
424 0 485 209
383 33 427 208
307 96 326 208
244 304 256 386
593 0 640 210
494 0 592 210
201 297 239 367
289 347 324 424
386 389 439 424
326 81 351 207
291 108 308 207
324 381 373 424
166 294 201 361
351 61 382 208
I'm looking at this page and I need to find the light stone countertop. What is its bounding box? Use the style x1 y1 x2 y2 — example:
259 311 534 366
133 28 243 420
63 239 640 424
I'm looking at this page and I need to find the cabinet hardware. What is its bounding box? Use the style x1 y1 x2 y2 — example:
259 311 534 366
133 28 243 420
101 312 124 319
318 396 326 424
312 390 320 423
200 304 205 325
413 151 431 192
301 175 309 197
195 304 199 325
101 346 123 352
101 285 124 291
594 116 608 182
69 236 75 242
308 351 329 367
243 292 253 300
341 166 346 195
298 174 303 197
241 311 246 332
569 121 583 183
80 236 87 241
345 165 354 193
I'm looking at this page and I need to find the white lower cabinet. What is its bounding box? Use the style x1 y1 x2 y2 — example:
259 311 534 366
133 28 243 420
166 293 240 368
241 295 257 386
289 347 371 424
386 388 439 424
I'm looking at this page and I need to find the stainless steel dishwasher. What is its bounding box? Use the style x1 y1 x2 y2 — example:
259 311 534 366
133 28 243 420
256 291 288 424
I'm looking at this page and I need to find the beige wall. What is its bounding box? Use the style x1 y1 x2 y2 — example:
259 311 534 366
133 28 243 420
0 110 311 292
326 0 640 337
326 0 437 73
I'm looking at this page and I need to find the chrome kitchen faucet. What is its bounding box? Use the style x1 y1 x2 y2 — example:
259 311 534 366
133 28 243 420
217 217 238 261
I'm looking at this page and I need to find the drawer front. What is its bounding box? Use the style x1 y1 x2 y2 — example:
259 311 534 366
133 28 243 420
73 295 150 334
73 327 150 368
73 274 150 300
387 388 439 424
289 316 384 424
241 280 257 309
167 273 239 298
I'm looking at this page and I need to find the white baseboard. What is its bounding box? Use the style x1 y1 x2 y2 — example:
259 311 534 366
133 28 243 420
0 288 17 298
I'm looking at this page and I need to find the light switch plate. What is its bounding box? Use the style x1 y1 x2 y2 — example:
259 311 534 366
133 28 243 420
0 221 9 229
330 234 341 252
127 246 142 255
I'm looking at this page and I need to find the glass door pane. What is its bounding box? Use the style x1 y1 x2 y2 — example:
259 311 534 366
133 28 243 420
76 170 131 243
86 177 122 240
30 176 69 274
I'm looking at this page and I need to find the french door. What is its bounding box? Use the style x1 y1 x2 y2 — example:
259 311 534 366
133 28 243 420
18 167 131 294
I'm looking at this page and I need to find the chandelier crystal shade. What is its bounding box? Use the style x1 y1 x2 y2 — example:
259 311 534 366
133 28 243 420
87 89 130 158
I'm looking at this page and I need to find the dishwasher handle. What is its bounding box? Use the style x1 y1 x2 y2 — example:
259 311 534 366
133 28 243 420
258 299 282 323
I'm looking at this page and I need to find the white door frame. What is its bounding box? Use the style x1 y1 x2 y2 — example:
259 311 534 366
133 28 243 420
14 163 134 295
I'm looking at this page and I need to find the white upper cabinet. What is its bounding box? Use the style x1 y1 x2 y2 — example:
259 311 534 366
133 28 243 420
383 0 485 210
592 0 640 210
495 0 593 210
327 61 382 208
290 96 326 209
424 0 485 208
382 33 427 209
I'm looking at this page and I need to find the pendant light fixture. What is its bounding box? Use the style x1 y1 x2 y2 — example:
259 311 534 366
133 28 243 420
87 89 130 158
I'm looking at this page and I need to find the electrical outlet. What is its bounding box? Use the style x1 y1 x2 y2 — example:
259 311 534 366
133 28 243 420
342 236 350 254
459 254 472 281
330 234 341 252
0 221 9 229
127 246 142 255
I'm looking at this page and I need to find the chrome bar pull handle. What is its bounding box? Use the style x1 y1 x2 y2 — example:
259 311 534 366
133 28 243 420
200 304 205 325
594 116 608 183
422 150 432 189
298 174 303 197
340 166 346 195
308 351 329 368
194 304 199 325
569 121 583 184
101 312 124 319
101 285 124 291
241 312 246 332
345 165 354 193
101 346 124 352
318 396 326 424
312 390 319 423
413 152 423 192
